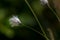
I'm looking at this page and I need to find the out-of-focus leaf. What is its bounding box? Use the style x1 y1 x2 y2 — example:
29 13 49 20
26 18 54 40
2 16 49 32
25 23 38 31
0 24 14 38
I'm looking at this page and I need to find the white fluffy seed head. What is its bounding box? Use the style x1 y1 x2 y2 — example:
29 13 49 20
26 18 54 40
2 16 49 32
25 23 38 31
40 0 48 5
9 16 21 27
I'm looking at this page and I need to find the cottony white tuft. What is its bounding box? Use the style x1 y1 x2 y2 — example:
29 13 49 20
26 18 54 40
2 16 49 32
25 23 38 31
40 0 48 5
9 16 21 27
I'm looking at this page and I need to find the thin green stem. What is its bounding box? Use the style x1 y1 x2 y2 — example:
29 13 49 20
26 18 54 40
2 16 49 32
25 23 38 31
22 23 49 40
47 4 60 22
25 0 49 40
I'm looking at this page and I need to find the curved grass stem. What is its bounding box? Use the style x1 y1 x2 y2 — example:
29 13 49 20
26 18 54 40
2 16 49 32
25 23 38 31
47 3 60 22
24 0 49 40
22 23 49 40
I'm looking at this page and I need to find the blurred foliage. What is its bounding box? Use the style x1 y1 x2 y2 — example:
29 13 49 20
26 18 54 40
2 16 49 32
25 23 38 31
0 0 60 40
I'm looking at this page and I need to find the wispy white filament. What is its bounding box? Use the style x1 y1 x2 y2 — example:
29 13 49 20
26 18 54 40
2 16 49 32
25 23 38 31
40 0 48 5
9 16 21 27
